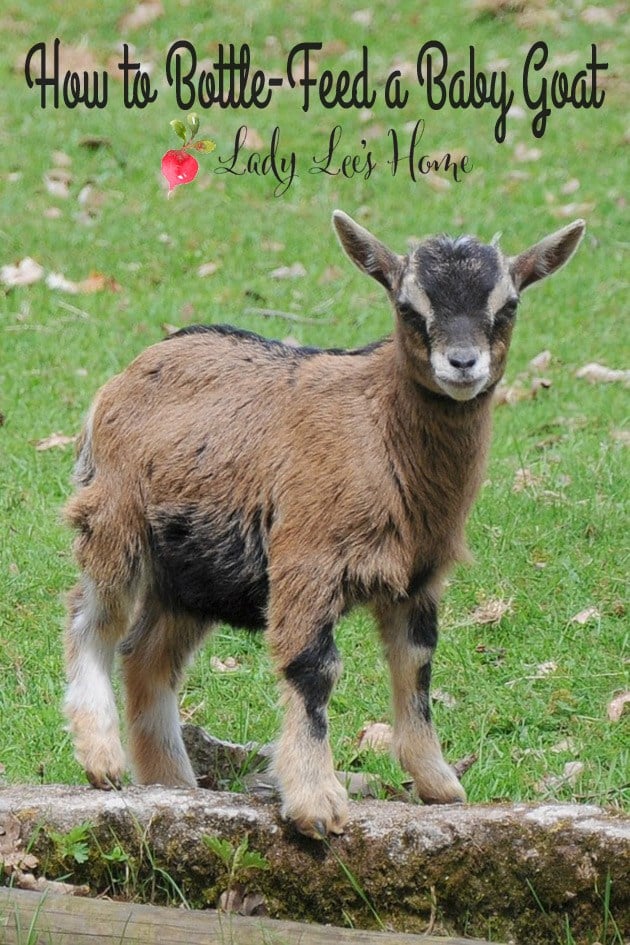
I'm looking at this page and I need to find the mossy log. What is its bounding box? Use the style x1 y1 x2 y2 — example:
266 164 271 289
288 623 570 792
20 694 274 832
1 784 628 945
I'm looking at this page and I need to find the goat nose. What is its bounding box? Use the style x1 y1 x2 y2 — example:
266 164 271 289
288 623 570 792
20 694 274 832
447 348 478 370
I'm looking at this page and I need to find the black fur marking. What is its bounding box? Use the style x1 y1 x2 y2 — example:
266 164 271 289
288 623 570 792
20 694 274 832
284 623 340 740
408 596 438 650
148 505 269 630
413 661 432 722
164 323 383 360
413 238 501 317
406 566 435 600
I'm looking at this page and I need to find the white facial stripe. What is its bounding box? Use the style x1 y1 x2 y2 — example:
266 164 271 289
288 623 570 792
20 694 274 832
400 272 434 326
486 259 515 321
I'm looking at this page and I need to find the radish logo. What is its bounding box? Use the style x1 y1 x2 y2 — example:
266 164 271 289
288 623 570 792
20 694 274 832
161 113 215 193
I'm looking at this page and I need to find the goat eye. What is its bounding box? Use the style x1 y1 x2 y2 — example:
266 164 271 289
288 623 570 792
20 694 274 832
398 301 417 320
499 299 518 319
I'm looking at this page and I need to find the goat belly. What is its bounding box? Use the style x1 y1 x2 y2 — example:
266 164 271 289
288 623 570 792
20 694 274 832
147 505 269 630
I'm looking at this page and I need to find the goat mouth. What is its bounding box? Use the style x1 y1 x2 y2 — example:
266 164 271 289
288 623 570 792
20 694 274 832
435 375 488 402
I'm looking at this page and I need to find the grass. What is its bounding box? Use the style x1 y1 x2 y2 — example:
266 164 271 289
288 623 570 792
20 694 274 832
0 0 627 837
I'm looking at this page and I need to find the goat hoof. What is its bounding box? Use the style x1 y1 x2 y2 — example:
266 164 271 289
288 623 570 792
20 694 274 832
293 814 346 840
86 770 123 791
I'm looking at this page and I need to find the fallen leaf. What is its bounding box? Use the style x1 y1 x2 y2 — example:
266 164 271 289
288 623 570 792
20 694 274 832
35 433 76 451
550 737 577 754
470 598 512 625
432 688 457 708
580 5 618 25
52 150 72 167
318 265 344 284
530 376 552 395
534 661 558 678
529 350 552 372
550 202 595 219
270 263 306 279
611 429 630 447
242 127 264 150
46 271 121 294
46 272 81 293
536 761 585 793
576 362 630 385
607 691 630 722
560 178 580 196
514 142 542 162
351 8 373 26
570 606 600 625
357 721 393 752
0 257 45 287
80 272 122 293
261 239 284 252
513 467 542 492
197 262 220 278
119 0 163 31
44 168 72 198
210 656 240 673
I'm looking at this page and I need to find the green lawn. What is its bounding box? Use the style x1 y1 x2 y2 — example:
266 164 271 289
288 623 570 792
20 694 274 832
0 0 627 831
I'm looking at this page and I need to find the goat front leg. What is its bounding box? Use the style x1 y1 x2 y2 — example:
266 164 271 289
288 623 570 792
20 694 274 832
376 594 465 804
267 588 347 839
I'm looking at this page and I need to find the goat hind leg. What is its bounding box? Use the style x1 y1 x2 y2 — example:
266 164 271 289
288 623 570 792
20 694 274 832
64 578 128 789
377 595 465 804
120 603 202 788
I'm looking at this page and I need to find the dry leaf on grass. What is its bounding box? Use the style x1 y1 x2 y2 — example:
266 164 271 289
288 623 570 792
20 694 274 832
571 606 600 625
514 142 542 162
550 737 577 754
576 362 630 386
357 721 393 752
242 127 264 150
197 262 220 278
44 168 72 199
512 467 542 492
471 598 512 625
46 271 121 294
0 257 44 287
550 202 595 220
35 433 76 451
432 687 457 708
210 656 240 673
351 8 373 26
607 691 630 722
270 262 306 279
119 0 163 31
529 350 552 372
580 4 619 25
536 761 584 793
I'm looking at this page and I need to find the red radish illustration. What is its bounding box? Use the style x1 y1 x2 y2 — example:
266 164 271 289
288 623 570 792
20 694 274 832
161 113 215 193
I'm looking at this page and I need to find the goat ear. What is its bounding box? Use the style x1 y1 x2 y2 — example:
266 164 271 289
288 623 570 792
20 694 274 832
333 210 402 291
510 219 586 292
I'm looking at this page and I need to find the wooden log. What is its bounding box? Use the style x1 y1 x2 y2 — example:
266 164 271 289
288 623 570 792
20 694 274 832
0 887 495 945
1 785 629 945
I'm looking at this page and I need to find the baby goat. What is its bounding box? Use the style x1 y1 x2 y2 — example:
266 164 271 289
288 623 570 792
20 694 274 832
64 211 584 838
